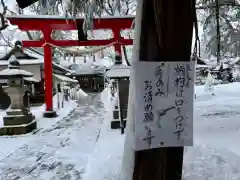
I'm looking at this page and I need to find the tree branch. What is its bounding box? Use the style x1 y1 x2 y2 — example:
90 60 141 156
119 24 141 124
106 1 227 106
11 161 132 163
196 3 240 9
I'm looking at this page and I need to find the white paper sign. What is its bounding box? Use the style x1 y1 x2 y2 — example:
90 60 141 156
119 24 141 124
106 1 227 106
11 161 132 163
134 61 195 151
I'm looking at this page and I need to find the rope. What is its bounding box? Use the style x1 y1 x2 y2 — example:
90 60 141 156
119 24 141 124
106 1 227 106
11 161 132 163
127 18 135 39
42 40 122 55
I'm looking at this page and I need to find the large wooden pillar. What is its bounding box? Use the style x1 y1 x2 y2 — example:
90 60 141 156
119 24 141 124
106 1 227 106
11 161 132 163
113 28 122 56
43 29 57 118
121 0 195 179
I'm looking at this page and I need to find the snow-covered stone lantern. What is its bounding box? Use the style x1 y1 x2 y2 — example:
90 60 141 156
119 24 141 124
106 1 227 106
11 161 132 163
105 52 130 134
0 58 36 135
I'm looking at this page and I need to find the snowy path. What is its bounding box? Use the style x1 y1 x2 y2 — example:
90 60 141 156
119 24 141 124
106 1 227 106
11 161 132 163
0 94 105 180
2 84 240 180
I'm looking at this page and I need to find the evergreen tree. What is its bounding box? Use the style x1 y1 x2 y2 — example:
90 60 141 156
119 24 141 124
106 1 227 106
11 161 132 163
197 0 240 60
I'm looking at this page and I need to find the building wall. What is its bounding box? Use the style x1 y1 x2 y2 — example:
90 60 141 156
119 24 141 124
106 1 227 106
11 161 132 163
22 64 42 81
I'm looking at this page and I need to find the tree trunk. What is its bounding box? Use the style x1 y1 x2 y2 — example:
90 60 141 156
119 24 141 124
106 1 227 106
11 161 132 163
215 0 221 64
121 0 195 180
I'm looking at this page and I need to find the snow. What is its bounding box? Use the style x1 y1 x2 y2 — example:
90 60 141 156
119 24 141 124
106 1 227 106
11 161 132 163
0 59 44 66
106 68 130 78
23 76 39 82
0 68 33 76
76 89 88 99
1 75 240 179
1 1 240 178
0 110 4 127
83 82 240 180
53 74 78 83
63 56 114 69
0 94 77 159
6 14 135 20
91 57 114 67
83 87 124 180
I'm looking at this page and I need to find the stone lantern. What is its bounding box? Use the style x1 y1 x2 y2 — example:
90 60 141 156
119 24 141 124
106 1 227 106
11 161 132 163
0 58 36 135
105 54 130 134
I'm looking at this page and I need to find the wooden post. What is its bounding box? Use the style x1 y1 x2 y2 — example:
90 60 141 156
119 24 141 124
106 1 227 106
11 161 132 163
73 52 76 64
215 0 221 64
57 83 60 109
121 0 195 180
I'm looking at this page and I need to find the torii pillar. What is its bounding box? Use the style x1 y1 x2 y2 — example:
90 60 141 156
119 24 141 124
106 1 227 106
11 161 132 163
43 29 56 117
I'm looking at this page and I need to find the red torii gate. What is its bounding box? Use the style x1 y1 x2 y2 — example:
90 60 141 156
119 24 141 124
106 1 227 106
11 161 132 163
7 15 134 117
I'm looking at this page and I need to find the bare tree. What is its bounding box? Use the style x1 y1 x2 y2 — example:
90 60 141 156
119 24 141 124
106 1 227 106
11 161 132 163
104 0 136 15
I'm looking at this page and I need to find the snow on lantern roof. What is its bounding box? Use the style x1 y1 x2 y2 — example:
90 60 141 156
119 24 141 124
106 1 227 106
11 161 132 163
0 58 44 66
0 59 33 78
106 64 130 71
105 63 130 78
106 68 130 78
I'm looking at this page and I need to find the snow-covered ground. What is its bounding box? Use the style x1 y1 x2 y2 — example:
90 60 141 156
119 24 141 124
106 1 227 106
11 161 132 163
0 95 77 179
1 83 240 179
184 83 240 180
84 82 240 180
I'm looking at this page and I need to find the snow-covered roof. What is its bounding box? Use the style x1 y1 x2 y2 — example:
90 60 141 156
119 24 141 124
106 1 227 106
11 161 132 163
106 68 130 78
0 68 33 77
53 74 78 83
0 45 71 73
53 62 72 73
214 63 230 71
24 49 43 59
92 57 114 67
0 59 43 66
105 63 131 78
6 15 135 20
230 57 240 65
196 64 209 69
72 64 106 75
106 64 130 70
24 76 39 82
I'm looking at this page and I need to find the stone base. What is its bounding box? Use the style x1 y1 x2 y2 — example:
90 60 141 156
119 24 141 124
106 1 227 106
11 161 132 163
3 112 35 126
113 110 119 119
43 110 57 118
0 120 37 136
111 120 127 129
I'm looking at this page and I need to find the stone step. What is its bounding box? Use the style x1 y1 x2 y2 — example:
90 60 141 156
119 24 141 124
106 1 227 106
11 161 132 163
0 120 37 136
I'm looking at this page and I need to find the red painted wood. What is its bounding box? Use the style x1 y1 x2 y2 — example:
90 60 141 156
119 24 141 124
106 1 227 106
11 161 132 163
43 29 53 112
8 16 134 30
112 28 122 55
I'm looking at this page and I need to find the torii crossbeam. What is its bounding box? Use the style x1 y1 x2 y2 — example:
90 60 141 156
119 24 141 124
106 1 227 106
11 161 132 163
7 15 134 117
